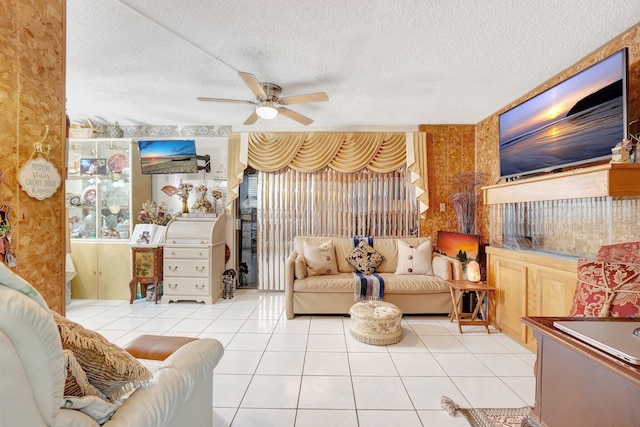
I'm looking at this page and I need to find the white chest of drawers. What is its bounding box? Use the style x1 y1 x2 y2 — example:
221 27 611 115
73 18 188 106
161 216 226 304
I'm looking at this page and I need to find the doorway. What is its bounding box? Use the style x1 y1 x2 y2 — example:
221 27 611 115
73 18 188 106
236 168 258 288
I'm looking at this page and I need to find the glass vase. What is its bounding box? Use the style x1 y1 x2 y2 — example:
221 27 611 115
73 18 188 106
181 198 189 214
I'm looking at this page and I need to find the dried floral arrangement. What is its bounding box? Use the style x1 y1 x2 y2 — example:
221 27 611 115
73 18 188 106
137 200 172 226
211 189 223 201
191 184 212 213
176 181 193 202
449 172 488 235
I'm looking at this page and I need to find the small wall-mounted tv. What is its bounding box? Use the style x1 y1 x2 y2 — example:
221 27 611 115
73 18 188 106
499 48 628 179
138 139 198 174
436 231 480 262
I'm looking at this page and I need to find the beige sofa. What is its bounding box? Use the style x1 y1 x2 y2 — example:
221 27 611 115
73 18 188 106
285 236 463 319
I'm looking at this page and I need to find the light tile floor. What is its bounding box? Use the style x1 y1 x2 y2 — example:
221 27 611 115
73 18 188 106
67 290 536 427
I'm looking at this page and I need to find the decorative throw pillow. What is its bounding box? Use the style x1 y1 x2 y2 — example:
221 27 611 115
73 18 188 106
569 258 640 317
303 240 339 276
395 240 434 275
432 255 452 280
294 253 308 279
597 241 640 265
52 311 153 401
63 349 105 398
346 240 385 275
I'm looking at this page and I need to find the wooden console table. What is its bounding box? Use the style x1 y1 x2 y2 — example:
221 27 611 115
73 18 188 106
129 246 163 304
520 317 640 427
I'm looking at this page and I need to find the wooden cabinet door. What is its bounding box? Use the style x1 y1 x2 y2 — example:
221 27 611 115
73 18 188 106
97 243 132 300
70 243 98 299
531 267 576 316
490 254 528 343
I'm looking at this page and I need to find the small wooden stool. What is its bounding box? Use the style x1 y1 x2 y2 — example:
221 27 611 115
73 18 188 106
448 280 494 334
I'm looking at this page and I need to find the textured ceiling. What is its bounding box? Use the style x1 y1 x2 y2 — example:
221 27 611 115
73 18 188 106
66 1 640 131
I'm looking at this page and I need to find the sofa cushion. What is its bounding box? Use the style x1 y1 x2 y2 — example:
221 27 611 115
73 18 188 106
304 240 340 276
296 236 354 273
597 241 640 265
569 258 640 317
52 311 153 401
294 273 356 292
345 240 385 274
395 240 434 275
432 255 452 280
373 237 432 273
293 272 449 294
379 273 450 294
294 253 308 279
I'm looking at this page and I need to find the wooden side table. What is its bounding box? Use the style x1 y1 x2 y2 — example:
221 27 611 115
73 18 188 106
448 279 494 333
129 246 163 304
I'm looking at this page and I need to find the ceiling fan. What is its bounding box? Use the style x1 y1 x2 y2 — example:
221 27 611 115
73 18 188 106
197 71 329 126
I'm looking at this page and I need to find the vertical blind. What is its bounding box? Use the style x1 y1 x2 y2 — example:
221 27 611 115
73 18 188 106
256 166 418 290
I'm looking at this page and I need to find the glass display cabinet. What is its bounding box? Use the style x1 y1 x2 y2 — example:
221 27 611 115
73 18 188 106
66 138 148 240
66 138 150 299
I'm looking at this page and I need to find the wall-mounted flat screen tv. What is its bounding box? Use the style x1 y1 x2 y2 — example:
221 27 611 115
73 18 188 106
436 231 480 263
499 48 628 179
138 139 198 174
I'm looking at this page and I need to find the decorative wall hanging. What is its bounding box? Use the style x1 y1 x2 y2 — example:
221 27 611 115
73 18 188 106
0 171 16 267
18 125 62 200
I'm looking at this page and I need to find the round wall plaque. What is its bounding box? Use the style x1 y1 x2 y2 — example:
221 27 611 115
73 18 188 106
18 158 61 200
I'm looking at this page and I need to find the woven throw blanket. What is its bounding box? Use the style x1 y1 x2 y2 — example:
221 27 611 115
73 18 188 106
353 271 385 301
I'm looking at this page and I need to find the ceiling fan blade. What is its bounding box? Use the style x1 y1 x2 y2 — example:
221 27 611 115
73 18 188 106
278 107 313 126
238 71 267 98
243 110 260 125
280 92 329 105
197 97 255 105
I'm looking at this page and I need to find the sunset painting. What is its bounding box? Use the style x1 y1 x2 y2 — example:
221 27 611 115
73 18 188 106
499 49 626 178
436 231 480 262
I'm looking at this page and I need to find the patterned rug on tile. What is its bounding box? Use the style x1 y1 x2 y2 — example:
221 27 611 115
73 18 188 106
441 395 531 427
460 406 531 427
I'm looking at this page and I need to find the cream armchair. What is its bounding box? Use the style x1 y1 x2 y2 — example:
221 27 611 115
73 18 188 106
0 264 224 427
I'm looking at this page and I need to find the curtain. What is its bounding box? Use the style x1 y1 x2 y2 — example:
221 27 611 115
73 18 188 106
256 166 418 290
226 131 427 212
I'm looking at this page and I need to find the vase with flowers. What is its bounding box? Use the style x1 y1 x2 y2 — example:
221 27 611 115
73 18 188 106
191 184 212 213
176 181 193 214
211 189 223 214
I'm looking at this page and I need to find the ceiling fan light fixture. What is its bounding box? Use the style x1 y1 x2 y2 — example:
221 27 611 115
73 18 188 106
256 102 278 120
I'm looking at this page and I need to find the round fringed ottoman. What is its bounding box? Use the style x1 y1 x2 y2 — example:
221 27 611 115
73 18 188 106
349 301 403 345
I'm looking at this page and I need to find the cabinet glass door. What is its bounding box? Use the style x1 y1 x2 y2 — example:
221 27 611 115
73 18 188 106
67 138 132 240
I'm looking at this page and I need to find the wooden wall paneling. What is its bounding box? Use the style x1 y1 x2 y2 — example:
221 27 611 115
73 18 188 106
418 125 476 242
0 1 66 313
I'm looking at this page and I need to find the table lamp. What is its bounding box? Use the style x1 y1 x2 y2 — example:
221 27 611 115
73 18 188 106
467 260 481 282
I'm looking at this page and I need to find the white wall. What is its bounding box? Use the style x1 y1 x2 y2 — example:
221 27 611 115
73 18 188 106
144 136 236 269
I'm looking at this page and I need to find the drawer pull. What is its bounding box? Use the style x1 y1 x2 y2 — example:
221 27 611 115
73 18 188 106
171 251 176 256
195 284 205 289
168 283 178 289
168 265 178 271
195 266 205 272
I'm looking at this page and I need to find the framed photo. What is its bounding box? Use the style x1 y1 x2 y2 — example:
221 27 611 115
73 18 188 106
80 158 107 176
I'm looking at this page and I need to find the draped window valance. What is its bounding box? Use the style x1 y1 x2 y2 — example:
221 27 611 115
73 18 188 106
227 131 429 213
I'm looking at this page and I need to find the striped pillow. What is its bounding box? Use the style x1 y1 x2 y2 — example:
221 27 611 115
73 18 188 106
52 311 152 401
